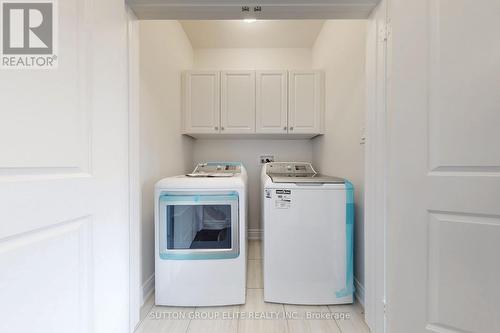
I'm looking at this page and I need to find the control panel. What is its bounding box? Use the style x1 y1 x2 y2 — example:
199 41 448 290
265 162 316 175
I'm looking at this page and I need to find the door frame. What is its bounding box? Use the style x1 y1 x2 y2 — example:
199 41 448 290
364 0 388 332
126 7 142 332
126 4 389 332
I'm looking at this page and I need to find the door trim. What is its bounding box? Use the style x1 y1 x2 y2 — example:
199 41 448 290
364 0 388 332
126 6 141 332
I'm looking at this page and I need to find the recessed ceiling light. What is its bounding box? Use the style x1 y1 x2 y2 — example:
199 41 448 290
243 18 257 23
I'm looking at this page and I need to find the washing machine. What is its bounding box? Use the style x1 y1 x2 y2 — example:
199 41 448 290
155 162 247 306
261 162 354 305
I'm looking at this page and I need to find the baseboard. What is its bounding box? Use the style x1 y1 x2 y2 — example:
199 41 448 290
247 228 262 240
141 274 155 306
354 277 365 308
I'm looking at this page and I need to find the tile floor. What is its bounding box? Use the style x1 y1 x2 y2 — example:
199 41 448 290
136 240 370 333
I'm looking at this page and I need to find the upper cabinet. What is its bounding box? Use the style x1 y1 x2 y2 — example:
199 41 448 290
288 70 324 134
221 71 256 134
182 69 324 138
256 70 288 134
182 71 220 133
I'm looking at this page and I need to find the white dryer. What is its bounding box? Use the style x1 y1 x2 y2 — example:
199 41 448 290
155 162 247 306
261 162 354 305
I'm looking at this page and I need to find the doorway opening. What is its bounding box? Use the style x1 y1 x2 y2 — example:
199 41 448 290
127 2 387 332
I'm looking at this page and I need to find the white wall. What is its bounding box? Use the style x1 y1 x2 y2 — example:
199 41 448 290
193 48 314 232
312 21 367 290
192 140 314 231
194 48 312 69
139 20 194 299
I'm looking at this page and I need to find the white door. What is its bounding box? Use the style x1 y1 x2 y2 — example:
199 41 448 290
387 1 500 332
288 70 323 134
0 1 130 332
220 70 256 134
256 70 288 134
183 71 221 134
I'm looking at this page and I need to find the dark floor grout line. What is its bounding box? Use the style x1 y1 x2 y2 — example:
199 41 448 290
184 317 193 333
282 303 291 333
334 319 344 333
184 307 200 333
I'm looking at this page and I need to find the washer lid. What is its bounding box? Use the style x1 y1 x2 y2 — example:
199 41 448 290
265 162 344 184
269 173 345 184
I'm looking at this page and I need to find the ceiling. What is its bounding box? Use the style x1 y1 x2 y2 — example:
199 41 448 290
180 20 326 49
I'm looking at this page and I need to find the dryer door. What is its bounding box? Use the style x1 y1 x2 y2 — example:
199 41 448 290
158 192 239 260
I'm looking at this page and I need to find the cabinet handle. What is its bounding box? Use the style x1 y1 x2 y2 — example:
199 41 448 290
221 127 225 131
214 126 218 130
283 126 287 131
290 126 294 131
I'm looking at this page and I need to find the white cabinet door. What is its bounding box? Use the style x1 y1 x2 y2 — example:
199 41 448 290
0 0 130 332
288 70 324 134
220 70 256 134
256 70 288 134
183 71 220 133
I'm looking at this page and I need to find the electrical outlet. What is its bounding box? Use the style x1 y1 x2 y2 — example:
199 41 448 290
260 155 275 164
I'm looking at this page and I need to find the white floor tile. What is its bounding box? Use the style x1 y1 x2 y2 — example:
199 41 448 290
238 289 288 333
139 293 155 323
248 240 262 260
285 304 341 333
187 305 240 333
136 306 194 333
328 304 371 333
247 259 263 289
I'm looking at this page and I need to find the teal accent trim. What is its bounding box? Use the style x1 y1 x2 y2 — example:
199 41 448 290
159 251 240 260
345 180 354 205
159 192 239 203
336 180 355 298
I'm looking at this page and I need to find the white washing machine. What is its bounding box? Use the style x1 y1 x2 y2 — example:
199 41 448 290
261 162 354 305
154 162 247 306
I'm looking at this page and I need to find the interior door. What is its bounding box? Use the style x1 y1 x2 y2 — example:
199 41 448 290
387 1 500 332
256 70 288 134
183 70 221 134
0 0 130 332
288 70 323 134
220 70 256 134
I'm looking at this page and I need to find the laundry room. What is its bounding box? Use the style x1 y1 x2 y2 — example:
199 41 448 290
4 0 499 332
133 13 368 332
